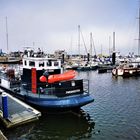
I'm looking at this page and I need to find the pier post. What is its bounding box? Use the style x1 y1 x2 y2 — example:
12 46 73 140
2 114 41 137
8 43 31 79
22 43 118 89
2 93 8 119
87 53 90 62
112 52 116 65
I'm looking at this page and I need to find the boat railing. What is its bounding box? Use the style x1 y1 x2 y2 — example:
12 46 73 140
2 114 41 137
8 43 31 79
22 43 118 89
83 79 89 94
22 79 90 98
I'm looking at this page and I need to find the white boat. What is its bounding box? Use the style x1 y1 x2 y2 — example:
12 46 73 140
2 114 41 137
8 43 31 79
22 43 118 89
112 62 140 77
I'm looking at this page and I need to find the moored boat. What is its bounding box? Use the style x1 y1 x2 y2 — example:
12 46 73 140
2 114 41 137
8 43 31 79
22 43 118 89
0 48 94 110
112 62 140 77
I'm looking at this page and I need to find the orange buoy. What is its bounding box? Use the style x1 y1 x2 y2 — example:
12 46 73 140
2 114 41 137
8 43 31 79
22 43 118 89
40 70 77 83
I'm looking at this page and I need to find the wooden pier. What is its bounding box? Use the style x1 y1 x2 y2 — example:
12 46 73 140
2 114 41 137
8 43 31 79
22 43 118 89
0 89 41 128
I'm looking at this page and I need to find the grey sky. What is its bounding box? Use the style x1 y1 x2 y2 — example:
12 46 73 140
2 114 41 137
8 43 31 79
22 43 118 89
0 0 139 55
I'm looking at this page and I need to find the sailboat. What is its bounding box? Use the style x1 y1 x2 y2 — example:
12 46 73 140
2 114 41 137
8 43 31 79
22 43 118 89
112 5 140 77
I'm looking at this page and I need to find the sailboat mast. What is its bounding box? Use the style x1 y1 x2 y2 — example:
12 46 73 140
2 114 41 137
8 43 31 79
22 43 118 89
113 32 115 52
112 32 116 65
90 32 93 58
138 7 140 56
90 32 96 56
109 36 111 56
5 16 9 54
78 25 80 57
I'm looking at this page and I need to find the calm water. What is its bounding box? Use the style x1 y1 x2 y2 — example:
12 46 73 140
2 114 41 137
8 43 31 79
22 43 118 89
1 71 140 140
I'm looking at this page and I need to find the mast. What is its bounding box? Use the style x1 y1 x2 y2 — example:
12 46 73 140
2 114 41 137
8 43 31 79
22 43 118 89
109 36 111 56
136 1 140 56
69 35 73 55
5 16 9 54
78 25 80 57
101 44 102 56
90 32 96 56
112 32 116 65
113 32 115 52
78 25 88 57
90 32 93 58
138 6 140 56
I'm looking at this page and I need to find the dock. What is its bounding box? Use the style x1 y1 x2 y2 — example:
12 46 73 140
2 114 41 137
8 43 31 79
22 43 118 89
0 89 41 128
0 130 7 140
98 65 114 73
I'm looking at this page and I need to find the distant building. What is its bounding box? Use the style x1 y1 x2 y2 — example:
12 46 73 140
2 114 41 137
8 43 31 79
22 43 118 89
0 49 2 54
54 50 67 59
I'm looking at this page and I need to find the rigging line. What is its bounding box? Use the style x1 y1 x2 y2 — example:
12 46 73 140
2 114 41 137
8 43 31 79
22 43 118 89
80 30 88 54
91 33 97 56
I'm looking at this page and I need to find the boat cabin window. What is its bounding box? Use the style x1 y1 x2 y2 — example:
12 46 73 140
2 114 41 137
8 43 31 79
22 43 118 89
54 61 59 66
129 65 133 68
24 60 27 66
47 60 52 66
39 62 44 67
29 61 35 66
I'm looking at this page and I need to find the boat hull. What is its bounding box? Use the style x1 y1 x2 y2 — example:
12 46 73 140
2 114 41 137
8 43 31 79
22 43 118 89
112 68 140 77
0 85 94 110
25 94 94 109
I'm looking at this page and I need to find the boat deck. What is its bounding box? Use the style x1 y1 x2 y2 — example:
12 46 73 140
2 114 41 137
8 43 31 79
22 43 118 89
0 130 7 140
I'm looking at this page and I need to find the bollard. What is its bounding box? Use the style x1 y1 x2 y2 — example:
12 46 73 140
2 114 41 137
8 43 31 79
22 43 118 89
2 93 8 119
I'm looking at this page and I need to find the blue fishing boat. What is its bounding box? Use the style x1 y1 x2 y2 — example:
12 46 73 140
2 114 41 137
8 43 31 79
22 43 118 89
0 48 94 110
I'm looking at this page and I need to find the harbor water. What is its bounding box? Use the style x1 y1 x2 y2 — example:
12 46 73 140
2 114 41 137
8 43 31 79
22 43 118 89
0 70 140 140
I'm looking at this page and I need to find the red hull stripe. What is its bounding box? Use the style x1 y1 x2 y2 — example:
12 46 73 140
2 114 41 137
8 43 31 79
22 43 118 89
32 68 37 93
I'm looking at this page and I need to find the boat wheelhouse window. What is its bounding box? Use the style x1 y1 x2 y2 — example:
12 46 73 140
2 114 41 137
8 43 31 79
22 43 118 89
129 65 133 68
29 61 35 66
54 61 59 66
39 62 44 67
47 60 52 66
24 60 27 66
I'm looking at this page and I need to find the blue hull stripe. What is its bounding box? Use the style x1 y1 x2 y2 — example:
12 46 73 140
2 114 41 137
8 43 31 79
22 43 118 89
26 95 94 108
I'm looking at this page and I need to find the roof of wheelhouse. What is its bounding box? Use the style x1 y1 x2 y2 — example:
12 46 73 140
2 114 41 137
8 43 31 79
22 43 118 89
22 47 62 70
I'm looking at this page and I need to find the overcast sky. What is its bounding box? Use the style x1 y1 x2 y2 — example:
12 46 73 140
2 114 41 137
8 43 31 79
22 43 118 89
0 0 139 55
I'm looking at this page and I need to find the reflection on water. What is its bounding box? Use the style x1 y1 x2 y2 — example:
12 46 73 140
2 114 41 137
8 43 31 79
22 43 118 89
2 110 95 140
1 71 140 140
80 71 140 140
